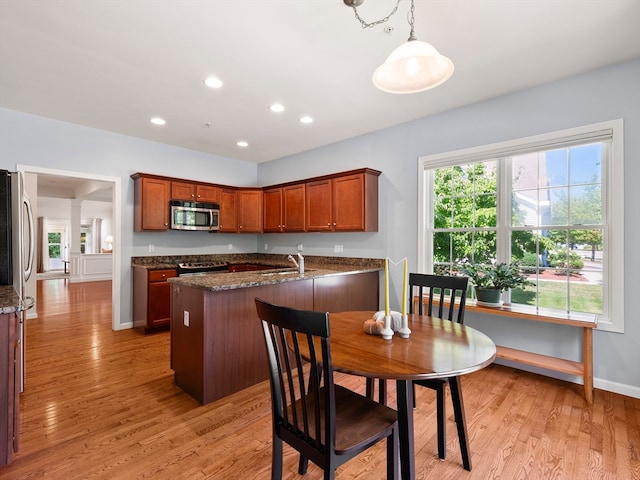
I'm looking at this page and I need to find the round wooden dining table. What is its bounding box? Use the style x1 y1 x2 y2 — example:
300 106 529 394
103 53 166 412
327 311 497 480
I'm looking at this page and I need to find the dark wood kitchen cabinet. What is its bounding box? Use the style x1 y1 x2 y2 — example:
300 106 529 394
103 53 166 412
171 181 220 203
305 169 380 232
132 174 171 232
133 266 177 333
237 188 263 233
0 311 19 467
263 184 305 233
218 188 238 232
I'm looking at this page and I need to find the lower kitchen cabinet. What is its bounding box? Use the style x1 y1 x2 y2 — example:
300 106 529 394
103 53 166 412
0 311 18 467
133 266 177 333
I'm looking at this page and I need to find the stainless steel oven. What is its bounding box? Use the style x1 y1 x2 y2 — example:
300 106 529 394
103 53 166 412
170 200 219 231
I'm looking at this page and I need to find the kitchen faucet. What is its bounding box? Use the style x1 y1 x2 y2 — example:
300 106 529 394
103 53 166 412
287 253 304 275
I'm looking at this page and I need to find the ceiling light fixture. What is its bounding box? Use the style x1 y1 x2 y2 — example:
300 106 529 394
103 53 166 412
269 103 285 113
150 117 166 125
236 140 249 147
203 76 223 88
299 116 314 124
344 0 454 94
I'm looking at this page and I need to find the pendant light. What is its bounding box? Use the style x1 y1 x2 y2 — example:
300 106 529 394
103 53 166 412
344 0 454 94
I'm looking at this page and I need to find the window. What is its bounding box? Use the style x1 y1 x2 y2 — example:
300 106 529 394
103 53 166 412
418 120 624 332
48 232 61 261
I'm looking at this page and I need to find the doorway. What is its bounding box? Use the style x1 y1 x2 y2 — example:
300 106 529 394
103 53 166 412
17 164 121 330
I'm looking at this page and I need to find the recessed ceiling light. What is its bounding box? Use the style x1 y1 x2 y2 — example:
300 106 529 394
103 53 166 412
269 103 285 113
204 76 223 89
150 117 166 125
299 116 314 124
237 141 249 148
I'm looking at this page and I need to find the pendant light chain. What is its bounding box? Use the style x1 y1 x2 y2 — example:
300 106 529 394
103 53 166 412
407 0 417 41
349 0 402 29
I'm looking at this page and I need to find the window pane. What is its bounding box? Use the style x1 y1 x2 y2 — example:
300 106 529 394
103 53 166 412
434 195 452 228
570 185 602 225
469 231 496 264
433 232 452 263
452 231 473 262
548 187 569 225
570 143 602 185
545 149 568 187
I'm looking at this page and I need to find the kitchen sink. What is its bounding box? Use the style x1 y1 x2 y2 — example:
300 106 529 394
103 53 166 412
260 268 315 276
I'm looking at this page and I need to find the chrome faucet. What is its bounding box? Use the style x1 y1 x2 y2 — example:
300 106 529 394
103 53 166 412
287 253 304 275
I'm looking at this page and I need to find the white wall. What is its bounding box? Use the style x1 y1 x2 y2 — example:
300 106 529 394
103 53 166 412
1 59 638 397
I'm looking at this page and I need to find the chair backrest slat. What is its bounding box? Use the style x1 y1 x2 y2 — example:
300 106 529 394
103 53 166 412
408 273 469 324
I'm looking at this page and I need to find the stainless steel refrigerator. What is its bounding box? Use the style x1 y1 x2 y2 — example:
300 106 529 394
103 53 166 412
0 169 35 392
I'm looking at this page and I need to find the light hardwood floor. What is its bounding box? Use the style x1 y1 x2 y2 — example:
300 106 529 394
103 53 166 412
2 279 638 479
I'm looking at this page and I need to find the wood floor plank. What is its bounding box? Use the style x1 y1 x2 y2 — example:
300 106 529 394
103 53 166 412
1 278 638 479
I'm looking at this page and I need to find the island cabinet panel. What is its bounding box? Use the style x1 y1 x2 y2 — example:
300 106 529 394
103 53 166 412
132 175 171 231
0 312 19 466
171 280 314 405
237 189 263 233
218 188 238 232
263 184 306 233
171 181 220 203
133 267 177 333
305 170 379 232
313 271 380 312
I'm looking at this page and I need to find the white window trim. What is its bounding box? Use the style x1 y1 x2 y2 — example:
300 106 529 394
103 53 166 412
417 119 624 333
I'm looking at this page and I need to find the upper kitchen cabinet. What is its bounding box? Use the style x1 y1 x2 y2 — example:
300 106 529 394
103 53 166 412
305 169 380 232
132 173 171 231
263 184 305 233
171 181 220 203
237 188 263 233
218 188 238 233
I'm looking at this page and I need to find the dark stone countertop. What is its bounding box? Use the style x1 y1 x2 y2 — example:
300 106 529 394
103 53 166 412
168 263 382 292
0 285 23 314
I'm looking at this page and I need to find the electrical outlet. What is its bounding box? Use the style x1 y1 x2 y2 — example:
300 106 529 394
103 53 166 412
228 243 233 251
334 245 343 253
264 243 268 251
183 311 190 327
297 244 303 252
148 244 155 253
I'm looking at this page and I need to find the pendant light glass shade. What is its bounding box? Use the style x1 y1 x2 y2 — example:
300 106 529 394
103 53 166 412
372 39 454 94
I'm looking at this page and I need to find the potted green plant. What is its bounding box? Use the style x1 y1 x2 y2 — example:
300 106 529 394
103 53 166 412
458 261 534 306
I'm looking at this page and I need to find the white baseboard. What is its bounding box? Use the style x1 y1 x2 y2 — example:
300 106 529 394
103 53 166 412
594 378 640 399
494 358 640 399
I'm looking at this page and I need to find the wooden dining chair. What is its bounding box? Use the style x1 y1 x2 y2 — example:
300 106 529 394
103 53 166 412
255 298 399 480
409 273 472 470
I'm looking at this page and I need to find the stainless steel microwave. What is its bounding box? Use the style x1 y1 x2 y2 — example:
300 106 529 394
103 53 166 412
170 200 220 231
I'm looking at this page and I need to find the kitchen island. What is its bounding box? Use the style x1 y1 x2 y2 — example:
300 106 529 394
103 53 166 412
168 257 383 405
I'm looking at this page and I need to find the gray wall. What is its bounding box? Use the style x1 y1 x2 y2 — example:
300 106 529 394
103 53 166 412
1 59 638 397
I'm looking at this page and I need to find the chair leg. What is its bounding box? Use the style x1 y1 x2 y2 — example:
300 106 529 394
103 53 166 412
272 435 283 479
298 455 309 474
378 379 387 404
365 378 387 404
366 377 374 400
449 376 472 471
436 384 446 460
387 426 399 480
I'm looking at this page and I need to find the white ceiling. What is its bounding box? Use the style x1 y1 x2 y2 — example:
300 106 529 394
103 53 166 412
1 0 639 165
